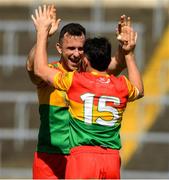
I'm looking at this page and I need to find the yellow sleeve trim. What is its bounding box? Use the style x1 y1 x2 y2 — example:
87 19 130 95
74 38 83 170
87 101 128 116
123 76 140 101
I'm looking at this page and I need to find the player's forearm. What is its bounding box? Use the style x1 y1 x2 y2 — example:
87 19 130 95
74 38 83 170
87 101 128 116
34 30 57 85
107 46 126 76
27 44 45 85
34 30 49 80
125 52 144 98
26 44 36 71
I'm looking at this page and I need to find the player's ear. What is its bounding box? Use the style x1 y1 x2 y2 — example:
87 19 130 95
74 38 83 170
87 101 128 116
56 43 62 54
83 56 90 66
81 56 88 72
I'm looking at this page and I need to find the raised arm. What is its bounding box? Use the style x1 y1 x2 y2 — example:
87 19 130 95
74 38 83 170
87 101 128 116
124 29 144 99
31 5 59 85
107 15 136 76
26 4 60 84
26 44 36 72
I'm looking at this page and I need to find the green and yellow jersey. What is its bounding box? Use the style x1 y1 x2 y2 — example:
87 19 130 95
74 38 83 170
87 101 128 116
53 71 139 150
29 62 70 154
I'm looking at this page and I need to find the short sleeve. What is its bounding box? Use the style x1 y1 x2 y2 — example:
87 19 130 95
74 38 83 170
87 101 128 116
53 71 74 91
123 76 139 102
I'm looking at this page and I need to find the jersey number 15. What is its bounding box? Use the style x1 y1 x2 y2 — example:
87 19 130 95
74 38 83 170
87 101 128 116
81 93 120 127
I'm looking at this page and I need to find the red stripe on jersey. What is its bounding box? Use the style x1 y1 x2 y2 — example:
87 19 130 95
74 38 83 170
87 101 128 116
67 72 129 108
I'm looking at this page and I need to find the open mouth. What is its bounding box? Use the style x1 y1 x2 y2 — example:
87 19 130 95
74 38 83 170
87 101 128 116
70 58 81 65
70 57 81 63
69 59 82 70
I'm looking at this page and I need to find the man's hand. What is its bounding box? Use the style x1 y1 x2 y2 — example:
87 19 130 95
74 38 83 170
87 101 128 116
31 4 61 36
107 15 137 76
116 15 137 53
47 4 61 36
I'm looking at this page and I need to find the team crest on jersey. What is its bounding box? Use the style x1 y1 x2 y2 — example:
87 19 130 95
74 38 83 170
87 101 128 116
96 77 110 84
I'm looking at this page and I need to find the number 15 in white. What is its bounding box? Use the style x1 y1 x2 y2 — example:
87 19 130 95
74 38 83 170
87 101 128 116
81 93 120 127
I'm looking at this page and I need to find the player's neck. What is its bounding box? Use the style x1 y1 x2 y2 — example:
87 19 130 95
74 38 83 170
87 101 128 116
87 66 108 75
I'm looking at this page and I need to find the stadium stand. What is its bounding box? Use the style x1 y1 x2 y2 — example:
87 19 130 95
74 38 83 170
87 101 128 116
0 0 168 178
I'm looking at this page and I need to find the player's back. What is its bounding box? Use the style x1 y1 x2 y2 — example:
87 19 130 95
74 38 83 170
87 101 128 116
67 71 137 150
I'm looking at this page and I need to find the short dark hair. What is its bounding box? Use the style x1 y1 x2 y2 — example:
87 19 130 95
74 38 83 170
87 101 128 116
59 23 86 42
83 37 112 71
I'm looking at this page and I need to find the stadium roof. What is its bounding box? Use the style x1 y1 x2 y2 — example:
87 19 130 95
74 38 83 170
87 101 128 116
0 0 168 8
